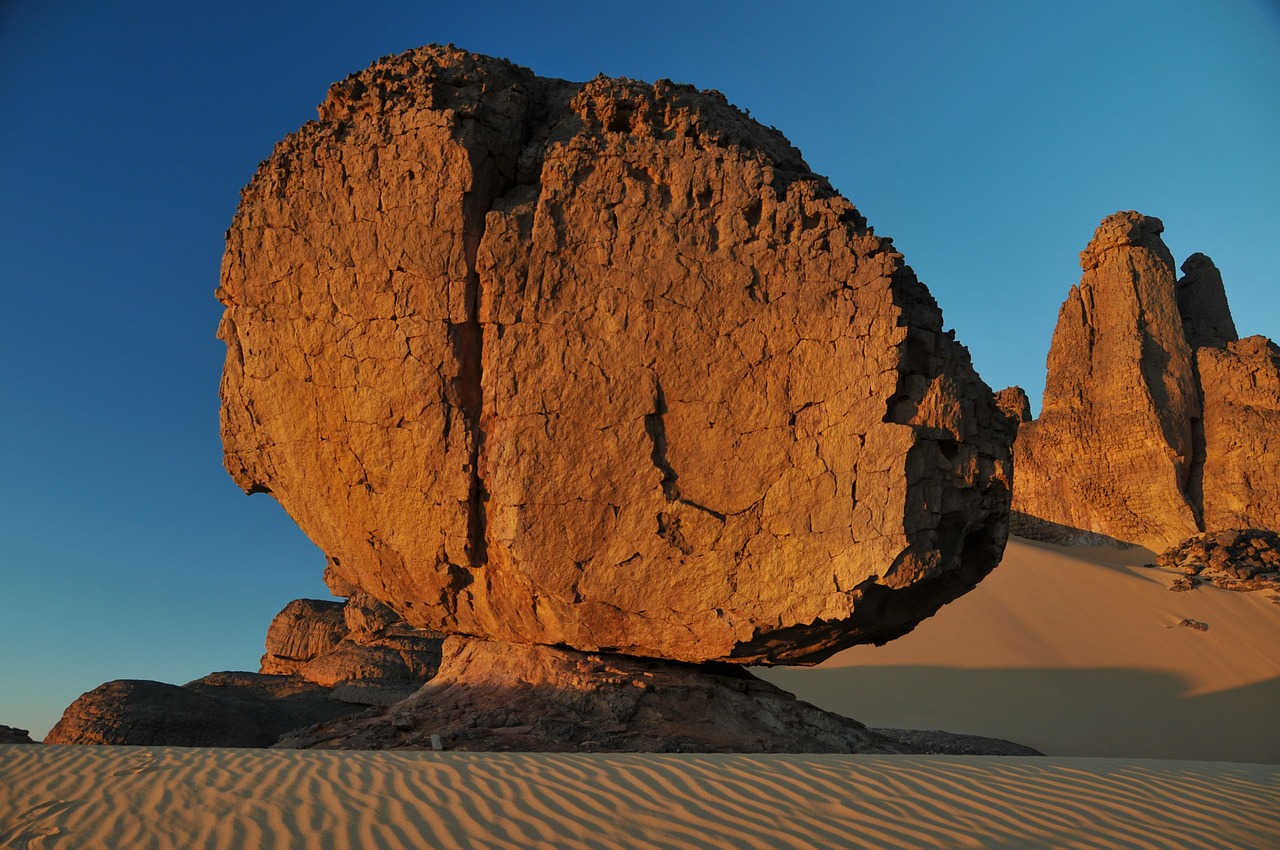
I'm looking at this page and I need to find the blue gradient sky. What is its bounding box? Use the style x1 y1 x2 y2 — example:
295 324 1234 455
2 1 1277 739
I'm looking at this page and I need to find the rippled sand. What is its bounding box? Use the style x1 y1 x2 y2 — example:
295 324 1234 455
3 745 1277 849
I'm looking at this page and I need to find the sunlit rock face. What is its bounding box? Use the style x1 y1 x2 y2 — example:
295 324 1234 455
1197 336 1280 532
1012 213 1280 551
218 45 1014 664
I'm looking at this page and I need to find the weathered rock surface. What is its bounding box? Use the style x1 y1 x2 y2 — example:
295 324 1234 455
1 724 35 744
273 637 1038 754
260 598 347 674
1157 529 1280 593
1198 337 1280 532
260 595 445 684
44 675 367 747
218 45 1014 665
1012 212 1278 551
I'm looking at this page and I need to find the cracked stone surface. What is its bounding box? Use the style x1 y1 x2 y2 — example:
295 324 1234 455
218 45 1015 664
1011 212 1280 552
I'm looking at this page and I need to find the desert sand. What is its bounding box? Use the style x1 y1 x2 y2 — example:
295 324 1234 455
3 744 1277 850
759 537 1280 763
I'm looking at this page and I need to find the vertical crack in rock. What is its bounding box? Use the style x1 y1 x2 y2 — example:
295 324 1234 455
644 375 680 501
1185 414 1207 529
454 193 489 568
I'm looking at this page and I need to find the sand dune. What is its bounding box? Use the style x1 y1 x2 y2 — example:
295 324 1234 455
2 745 1276 850
758 538 1280 762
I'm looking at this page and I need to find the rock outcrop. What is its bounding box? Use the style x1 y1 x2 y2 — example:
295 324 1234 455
993 387 1031 427
43 674 370 747
259 598 347 673
273 637 1038 755
45 679 289 747
218 45 1015 665
1 724 35 744
1011 212 1279 551
1157 528 1280 594
260 595 445 686
45 597 446 747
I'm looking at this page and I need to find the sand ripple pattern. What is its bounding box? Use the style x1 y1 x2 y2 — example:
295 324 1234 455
2 746 1277 849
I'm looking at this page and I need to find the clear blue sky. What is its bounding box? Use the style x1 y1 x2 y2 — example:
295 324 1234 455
2 1 1277 739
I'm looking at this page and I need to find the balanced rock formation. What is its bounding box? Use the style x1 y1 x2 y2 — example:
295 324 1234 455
1010 212 1278 551
218 45 1015 665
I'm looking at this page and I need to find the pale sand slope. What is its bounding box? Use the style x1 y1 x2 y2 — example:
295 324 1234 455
3 746 1277 850
759 538 1280 762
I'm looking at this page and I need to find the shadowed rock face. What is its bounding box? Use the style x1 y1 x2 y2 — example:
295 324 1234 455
41 678 345 747
218 45 1014 664
1177 253 1238 351
0 724 35 744
1012 214 1279 551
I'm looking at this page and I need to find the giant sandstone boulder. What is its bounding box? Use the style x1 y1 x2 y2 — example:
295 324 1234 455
218 46 1014 664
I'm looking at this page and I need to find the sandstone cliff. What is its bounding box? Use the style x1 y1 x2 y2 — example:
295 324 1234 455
218 46 1014 664
1012 213 1278 551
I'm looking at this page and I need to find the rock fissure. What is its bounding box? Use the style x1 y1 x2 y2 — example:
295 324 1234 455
643 375 680 502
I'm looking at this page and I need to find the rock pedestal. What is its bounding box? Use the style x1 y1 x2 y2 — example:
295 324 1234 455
272 637 1037 755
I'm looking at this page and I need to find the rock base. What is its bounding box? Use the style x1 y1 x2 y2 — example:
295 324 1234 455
274 638 1038 755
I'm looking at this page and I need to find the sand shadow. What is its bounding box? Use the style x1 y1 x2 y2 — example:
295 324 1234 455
763 665 1280 763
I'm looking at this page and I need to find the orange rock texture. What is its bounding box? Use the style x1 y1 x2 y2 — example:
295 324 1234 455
218 46 1014 664
1011 212 1279 551
1198 336 1280 531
